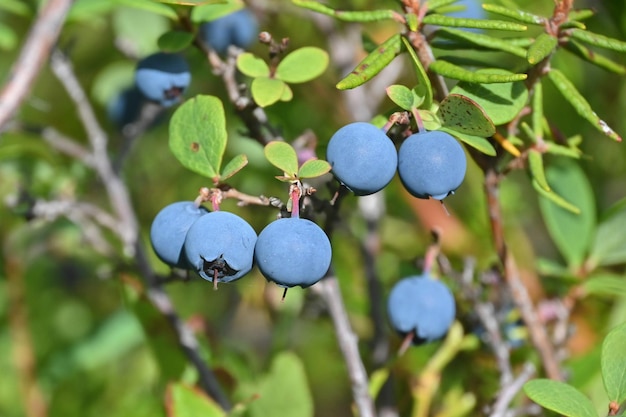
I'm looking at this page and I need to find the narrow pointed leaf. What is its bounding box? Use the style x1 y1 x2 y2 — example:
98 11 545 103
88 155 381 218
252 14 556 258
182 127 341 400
298 159 331 179
440 127 496 156
292 0 395 22
548 68 622 142
482 3 545 25
401 36 433 109
537 160 596 268
275 47 329 84
434 28 527 58
264 141 299 176
602 322 626 403
422 14 528 31
528 150 549 191
169 95 227 180
524 379 597 417
427 0 458 10
532 82 544 139
430 61 527 83
251 77 287 108
165 383 226 417
387 84 416 110
157 30 195 52
568 9 595 21
561 20 586 30
527 33 558 64
564 40 626 75
450 68 529 125
438 94 495 137
570 28 626 53
336 34 402 90
237 53 270 78
220 154 248 181
545 141 582 158
583 274 626 297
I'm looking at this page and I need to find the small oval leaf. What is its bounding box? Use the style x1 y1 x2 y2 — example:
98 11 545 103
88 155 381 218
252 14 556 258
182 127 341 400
157 30 195 52
237 53 270 77
275 47 329 84
251 77 287 107
169 95 227 180
191 2 243 23
602 322 626 403
438 94 496 137
298 159 331 179
336 34 402 90
386 84 415 110
524 379 597 417
165 382 226 417
220 154 248 181
264 141 299 176
589 203 626 267
439 127 497 156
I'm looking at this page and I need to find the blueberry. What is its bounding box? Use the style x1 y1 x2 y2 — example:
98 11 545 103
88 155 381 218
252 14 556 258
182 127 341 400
387 274 455 344
107 86 145 129
135 52 191 107
397 130 467 200
326 122 398 196
254 217 332 288
150 201 209 269
184 211 257 286
199 9 258 55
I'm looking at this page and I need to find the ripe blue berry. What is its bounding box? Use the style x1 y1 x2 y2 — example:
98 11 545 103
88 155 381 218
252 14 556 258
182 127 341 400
199 9 258 55
254 218 332 288
135 52 191 107
387 274 455 344
184 211 257 286
107 86 145 129
326 122 398 196
397 130 467 200
150 201 209 269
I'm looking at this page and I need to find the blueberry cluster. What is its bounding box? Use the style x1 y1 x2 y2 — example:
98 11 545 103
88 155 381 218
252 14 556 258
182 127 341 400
199 9 259 55
387 273 456 344
150 203 332 290
326 122 467 200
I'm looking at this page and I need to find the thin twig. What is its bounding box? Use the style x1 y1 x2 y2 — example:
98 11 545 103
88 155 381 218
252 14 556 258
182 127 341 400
489 362 536 417
0 0 74 131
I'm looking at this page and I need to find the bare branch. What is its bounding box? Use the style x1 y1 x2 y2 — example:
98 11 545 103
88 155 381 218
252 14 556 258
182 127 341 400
0 0 74 131
489 362 536 417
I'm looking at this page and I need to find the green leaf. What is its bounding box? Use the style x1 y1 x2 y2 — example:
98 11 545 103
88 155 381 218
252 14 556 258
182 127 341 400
547 68 622 142
527 33 558 64
537 159 596 268
524 379 597 417
368 368 390 398
439 127 496 156
532 82 544 139
426 0 458 10
169 95 228 181
0 0 32 16
0 23 18 50
563 40 626 75
336 34 402 90
291 0 396 22
583 274 626 297
112 6 170 56
422 14 528 31
165 383 226 417
237 53 270 78
191 1 243 23
418 110 442 131
430 61 527 83
264 141 299 176
401 36 433 109
434 28 528 58
298 159 331 179
247 352 314 417
251 77 287 107
386 85 417 110
438 94 495 137
528 150 549 191
275 47 329 84
220 154 248 181
545 141 582 158
570 28 626 53
602 322 626 403
115 0 178 19
280 84 294 102
481 3 545 25
568 9 595 21
588 205 626 267
157 30 195 52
